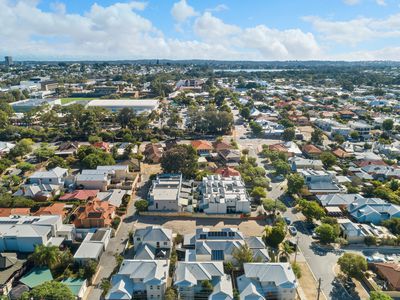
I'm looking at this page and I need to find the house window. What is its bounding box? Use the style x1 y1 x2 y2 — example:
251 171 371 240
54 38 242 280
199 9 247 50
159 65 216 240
137 238 140 241
163 242 168 246
211 250 224 260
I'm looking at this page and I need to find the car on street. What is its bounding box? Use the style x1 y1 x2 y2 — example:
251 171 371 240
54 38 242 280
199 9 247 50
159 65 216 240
284 217 291 225
385 255 395 261
311 230 320 239
288 226 297 236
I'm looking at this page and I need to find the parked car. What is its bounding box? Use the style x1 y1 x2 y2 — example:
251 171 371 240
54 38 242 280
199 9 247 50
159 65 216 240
385 255 395 262
288 226 297 236
312 230 320 239
372 255 386 263
284 217 292 225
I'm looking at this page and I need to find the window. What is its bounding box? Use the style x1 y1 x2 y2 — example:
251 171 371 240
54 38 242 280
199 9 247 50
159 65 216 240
163 242 168 246
211 250 224 260
137 238 140 241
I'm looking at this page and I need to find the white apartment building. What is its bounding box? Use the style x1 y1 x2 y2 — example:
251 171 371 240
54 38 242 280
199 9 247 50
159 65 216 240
199 175 251 214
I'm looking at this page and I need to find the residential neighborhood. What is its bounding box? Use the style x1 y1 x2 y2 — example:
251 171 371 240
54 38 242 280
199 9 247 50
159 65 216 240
2 31 400 300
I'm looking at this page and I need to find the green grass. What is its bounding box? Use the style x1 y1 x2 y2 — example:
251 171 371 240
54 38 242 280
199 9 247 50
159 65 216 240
60 97 97 104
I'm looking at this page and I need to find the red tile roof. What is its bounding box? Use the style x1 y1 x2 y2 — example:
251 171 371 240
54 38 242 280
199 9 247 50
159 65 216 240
0 208 30 217
191 140 213 150
59 190 99 201
374 263 400 290
355 160 387 168
303 144 322 154
34 203 66 217
215 167 240 177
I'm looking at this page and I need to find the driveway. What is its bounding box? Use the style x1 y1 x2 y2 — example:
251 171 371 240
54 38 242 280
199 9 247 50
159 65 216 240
87 176 149 300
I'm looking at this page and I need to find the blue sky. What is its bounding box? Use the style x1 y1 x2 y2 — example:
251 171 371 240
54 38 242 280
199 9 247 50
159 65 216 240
1 0 400 60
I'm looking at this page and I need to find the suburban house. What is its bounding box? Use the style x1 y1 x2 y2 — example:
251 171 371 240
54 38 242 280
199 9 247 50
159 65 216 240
269 142 302 157
213 140 233 152
236 263 297 300
0 215 73 252
214 167 240 177
73 199 116 228
106 259 169 300
347 198 400 224
33 203 67 218
302 144 322 159
59 190 99 201
133 226 172 260
218 149 241 164
183 228 269 263
290 157 323 172
74 228 111 264
0 142 15 156
317 193 365 208
148 174 184 212
349 121 372 140
54 142 80 157
199 175 251 214
28 167 68 186
93 141 110 152
191 140 213 157
174 261 233 300
76 171 110 192
371 263 400 291
14 183 62 201
0 253 26 296
300 169 341 194
143 143 163 163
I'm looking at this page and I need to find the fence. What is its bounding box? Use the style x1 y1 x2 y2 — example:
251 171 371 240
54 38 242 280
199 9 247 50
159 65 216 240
139 211 267 220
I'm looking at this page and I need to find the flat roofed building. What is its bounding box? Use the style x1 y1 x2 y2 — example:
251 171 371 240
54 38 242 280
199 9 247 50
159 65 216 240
199 175 251 214
148 174 183 212
86 99 158 113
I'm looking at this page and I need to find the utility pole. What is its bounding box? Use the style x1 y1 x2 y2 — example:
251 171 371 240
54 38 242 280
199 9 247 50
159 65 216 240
317 278 322 300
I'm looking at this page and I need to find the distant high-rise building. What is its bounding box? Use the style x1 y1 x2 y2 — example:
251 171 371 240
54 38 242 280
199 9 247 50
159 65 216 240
4 56 13 67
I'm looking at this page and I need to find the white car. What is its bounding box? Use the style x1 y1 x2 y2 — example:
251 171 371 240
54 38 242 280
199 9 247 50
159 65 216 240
288 226 297 236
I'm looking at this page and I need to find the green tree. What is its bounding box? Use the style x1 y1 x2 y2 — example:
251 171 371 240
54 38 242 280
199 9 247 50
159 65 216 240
382 218 400 235
82 259 98 281
311 128 323 145
264 224 286 248
240 107 251 119
34 143 55 162
21 281 74 300
134 199 149 212
251 186 266 203
100 278 111 297
273 159 291 176
382 119 394 132
29 245 61 269
350 130 360 140
333 134 345 144
165 287 177 300
292 262 302 279
320 152 337 168
298 200 325 222
315 224 337 244
282 127 296 142
364 235 377 246
249 121 263 135
9 138 34 158
81 152 115 169
287 174 305 195
47 156 68 170
263 198 287 213
338 253 367 279
161 145 198 178
232 244 255 271
369 291 393 300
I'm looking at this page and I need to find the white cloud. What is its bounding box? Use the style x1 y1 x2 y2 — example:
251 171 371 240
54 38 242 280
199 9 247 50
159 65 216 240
343 0 361 5
171 0 198 23
0 0 398 61
304 14 400 45
376 0 386 5
207 4 229 12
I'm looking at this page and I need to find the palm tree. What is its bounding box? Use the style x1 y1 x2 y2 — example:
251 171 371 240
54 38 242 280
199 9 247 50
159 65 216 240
232 244 254 271
29 245 61 269
279 241 294 262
